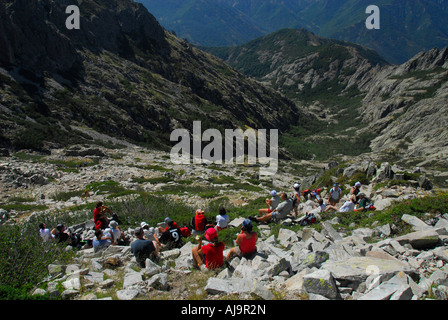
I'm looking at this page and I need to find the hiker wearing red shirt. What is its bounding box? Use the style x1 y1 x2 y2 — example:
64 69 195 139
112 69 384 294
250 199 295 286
226 219 258 261
191 209 207 236
93 201 111 230
192 228 225 270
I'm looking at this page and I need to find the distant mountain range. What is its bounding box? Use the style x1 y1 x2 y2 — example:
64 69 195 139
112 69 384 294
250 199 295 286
1 0 447 167
138 0 448 64
203 28 448 164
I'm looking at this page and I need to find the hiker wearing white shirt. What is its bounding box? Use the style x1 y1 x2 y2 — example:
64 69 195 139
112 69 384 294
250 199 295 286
108 220 125 245
325 195 356 213
39 223 54 242
258 190 280 216
216 207 230 231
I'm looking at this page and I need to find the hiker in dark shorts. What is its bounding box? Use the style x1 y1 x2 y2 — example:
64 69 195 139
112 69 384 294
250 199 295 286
158 219 184 249
131 227 159 267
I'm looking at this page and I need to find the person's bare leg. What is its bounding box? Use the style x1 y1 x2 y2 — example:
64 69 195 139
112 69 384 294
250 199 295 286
191 246 204 268
226 247 236 261
256 213 272 223
324 205 337 212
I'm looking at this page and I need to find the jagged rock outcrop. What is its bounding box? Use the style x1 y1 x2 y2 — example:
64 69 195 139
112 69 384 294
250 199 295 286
359 48 448 163
205 29 448 165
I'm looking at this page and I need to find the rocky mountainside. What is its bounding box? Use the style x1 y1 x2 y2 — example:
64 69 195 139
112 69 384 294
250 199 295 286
2 143 447 301
29 206 448 301
359 48 448 165
204 29 448 168
140 0 448 64
0 0 298 153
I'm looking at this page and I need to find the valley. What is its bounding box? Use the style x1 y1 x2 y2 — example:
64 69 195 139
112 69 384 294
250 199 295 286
0 0 448 302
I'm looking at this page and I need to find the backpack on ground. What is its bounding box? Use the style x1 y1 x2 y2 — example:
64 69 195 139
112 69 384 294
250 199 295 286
180 226 191 237
299 212 317 226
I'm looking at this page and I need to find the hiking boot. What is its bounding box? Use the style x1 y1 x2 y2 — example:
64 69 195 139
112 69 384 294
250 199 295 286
248 216 258 222
224 260 234 272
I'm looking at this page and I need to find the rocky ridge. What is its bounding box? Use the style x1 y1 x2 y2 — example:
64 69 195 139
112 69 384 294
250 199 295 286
205 30 448 165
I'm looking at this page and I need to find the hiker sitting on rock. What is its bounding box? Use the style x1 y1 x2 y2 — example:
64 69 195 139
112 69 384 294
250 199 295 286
191 228 225 271
51 224 70 244
354 193 370 212
93 201 111 230
92 229 113 252
39 222 55 242
258 190 281 217
158 219 184 250
131 227 159 268
351 182 362 202
216 207 230 231
306 198 326 215
107 220 126 245
140 222 157 241
325 195 357 213
191 209 208 236
249 192 293 223
226 219 258 262
158 217 179 234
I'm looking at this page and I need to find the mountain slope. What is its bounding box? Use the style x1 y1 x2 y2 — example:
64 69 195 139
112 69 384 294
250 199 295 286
204 29 448 164
136 0 264 46
140 0 448 64
0 0 299 153
204 29 388 159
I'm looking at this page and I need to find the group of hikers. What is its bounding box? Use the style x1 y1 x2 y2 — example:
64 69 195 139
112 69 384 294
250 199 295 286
39 181 374 272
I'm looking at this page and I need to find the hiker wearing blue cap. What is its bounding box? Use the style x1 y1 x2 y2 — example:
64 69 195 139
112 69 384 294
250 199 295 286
328 183 342 206
258 190 280 217
226 219 258 262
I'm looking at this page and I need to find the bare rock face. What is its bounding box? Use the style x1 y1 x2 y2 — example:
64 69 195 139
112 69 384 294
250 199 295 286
359 47 448 161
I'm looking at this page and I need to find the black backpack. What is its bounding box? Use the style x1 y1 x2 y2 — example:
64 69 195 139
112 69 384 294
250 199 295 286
299 212 317 226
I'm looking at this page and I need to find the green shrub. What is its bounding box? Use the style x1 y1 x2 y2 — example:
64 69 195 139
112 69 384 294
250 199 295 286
0 225 74 298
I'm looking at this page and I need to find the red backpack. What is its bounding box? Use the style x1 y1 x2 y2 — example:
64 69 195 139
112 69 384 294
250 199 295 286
193 214 206 231
180 226 191 237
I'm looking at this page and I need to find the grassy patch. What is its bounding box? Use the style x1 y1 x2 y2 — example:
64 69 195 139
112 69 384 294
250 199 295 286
0 224 75 299
0 203 48 212
319 193 448 237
